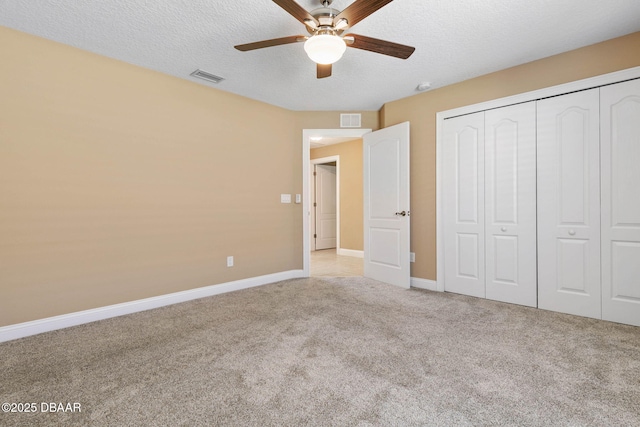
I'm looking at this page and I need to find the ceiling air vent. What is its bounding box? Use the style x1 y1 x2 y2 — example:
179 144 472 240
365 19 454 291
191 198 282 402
190 69 225 84
340 113 361 128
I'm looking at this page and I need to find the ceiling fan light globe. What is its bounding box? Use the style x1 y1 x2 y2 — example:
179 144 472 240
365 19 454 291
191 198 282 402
304 34 346 65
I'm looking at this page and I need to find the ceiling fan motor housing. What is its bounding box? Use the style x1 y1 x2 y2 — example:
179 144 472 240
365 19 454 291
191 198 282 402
307 7 342 34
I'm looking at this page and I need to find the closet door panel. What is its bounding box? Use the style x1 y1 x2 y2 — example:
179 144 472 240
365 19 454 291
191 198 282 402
537 89 601 319
443 112 486 298
485 102 537 307
601 78 640 327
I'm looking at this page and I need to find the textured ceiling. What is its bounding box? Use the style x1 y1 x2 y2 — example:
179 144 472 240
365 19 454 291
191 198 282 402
1 0 639 111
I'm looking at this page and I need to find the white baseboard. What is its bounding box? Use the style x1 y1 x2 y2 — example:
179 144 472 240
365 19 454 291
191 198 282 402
411 277 438 291
337 248 364 258
0 269 305 343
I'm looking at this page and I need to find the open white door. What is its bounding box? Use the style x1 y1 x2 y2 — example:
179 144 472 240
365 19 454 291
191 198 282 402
363 122 410 288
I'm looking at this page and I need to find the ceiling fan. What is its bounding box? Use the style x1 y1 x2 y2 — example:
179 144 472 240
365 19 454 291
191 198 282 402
234 0 415 79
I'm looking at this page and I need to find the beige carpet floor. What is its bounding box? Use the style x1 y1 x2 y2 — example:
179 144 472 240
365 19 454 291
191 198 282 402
1 276 639 426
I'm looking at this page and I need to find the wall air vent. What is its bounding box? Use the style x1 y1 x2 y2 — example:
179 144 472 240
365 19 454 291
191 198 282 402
340 113 361 128
190 69 225 84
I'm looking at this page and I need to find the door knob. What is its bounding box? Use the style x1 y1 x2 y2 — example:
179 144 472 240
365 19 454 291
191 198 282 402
501 227 507 232
568 229 576 236
395 211 407 216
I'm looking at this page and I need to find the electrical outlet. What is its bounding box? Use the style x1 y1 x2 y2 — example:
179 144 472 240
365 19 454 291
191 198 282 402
227 256 234 267
410 252 415 263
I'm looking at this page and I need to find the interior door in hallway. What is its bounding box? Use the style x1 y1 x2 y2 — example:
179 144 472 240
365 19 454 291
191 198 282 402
363 122 410 288
314 164 337 250
600 78 640 327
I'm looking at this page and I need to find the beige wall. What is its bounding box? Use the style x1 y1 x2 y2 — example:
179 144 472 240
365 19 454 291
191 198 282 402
381 31 640 281
0 27 306 326
310 139 363 251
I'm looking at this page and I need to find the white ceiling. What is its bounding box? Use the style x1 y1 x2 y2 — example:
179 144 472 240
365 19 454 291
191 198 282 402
1 0 639 111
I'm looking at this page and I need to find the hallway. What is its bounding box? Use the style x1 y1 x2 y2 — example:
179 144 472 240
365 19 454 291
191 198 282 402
310 249 363 277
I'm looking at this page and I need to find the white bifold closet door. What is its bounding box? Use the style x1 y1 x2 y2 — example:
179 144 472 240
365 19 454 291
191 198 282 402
443 112 486 298
484 103 537 307
443 103 537 306
537 89 601 319
600 79 640 327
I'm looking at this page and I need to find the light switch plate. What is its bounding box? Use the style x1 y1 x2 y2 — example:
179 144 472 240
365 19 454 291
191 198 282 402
295 194 301 204
280 194 292 203
410 252 415 263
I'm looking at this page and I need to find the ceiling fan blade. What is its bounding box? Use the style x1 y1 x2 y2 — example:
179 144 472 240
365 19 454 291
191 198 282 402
273 0 319 27
335 0 394 28
345 33 415 59
317 63 332 79
235 35 305 52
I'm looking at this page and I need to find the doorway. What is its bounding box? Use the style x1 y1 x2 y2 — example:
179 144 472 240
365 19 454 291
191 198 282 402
302 128 371 277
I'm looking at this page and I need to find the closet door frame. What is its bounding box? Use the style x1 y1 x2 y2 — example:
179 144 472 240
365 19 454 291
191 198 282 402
436 66 640 293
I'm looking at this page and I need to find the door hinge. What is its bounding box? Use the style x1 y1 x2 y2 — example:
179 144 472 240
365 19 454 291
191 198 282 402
313 171 317 176
314 234 317 238
313 202 317 207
